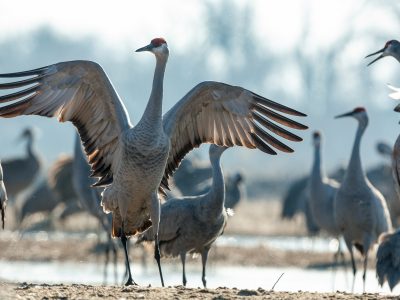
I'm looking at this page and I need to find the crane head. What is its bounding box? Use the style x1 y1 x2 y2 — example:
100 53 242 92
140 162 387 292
335 107 368 123
136 38 169 56
366 40 400 66
312 131 321 147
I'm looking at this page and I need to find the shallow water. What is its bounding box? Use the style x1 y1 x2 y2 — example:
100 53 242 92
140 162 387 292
0 260 396 295
9 230 338 253
217 234 339 253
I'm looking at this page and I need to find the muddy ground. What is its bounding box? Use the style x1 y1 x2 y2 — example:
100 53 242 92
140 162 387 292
0 201 389 299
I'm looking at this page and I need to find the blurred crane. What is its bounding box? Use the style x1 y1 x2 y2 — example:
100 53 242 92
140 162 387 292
281 167 345 235
172 157 212 196
18 180 58 226
2 128 41 201
335 107 392 292
224 172 245 209
0 161 8 229
376 229 400 291
18 155 80 226
0 37 307 286
308 131 343 263
137 145 230 288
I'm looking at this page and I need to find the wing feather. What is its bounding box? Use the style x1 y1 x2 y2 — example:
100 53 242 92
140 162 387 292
0 61 132 186
161 81 307 190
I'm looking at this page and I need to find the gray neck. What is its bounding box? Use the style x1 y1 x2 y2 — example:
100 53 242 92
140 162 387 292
206 154 225 217
311 144 324 184
140 55 167 126
345 121 367 184
26 135 35 158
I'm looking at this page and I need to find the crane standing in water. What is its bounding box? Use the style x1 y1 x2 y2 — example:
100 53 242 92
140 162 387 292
0 37 307 286
334 107 392 292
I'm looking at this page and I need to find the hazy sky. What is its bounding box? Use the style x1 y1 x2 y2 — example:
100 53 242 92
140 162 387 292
0 0 399 180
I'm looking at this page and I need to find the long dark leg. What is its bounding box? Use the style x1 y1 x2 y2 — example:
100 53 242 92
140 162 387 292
180 252 187 286
110 237 118 285
362 251 368 293
151 192 164 287
154 234 164 287
344 238 356 292
120 226 136 286
201 248 210 288
103 241 110 285
349 246 356 292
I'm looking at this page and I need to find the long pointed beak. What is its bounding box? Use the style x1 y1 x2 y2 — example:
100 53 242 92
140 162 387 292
135 44 153 52
365 48 385 66
334 111 354 119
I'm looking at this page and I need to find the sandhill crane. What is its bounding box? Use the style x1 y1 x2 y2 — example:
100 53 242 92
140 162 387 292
18 155 79 226
281 166 345 235
335 107 392 292
224 172 244 209
48 155 78 208
19 179 59 225
72 133 118 284
137 145 230 288
0 37 307 286
0 161 8 229
309 131 340 234
172 157 212 196
376 229 400 291
1 128 41 201
308 130 344 265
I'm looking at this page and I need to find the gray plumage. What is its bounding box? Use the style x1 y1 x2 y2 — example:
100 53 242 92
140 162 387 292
185 172 244 209
1 128 41 200
0 37 307 286
172 158 212 196
367 141 400 226
18 155 79 224
224 172 244 209
281 167 345 235
308 131 340 236
0 161 8 229
334 107 392 291
376 229 400 291
19 179 58 224
137 145 229 288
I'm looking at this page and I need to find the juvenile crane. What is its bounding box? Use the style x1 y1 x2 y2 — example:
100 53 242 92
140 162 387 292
137 145 230 288
0 161 8 229
334 107 392 292
0 37 307 286
308 131 343 262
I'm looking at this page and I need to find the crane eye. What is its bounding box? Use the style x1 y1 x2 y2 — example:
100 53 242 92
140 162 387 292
385 41 392 48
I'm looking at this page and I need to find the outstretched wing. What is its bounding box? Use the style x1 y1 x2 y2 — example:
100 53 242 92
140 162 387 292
0 61 132 186
161 81 307 191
